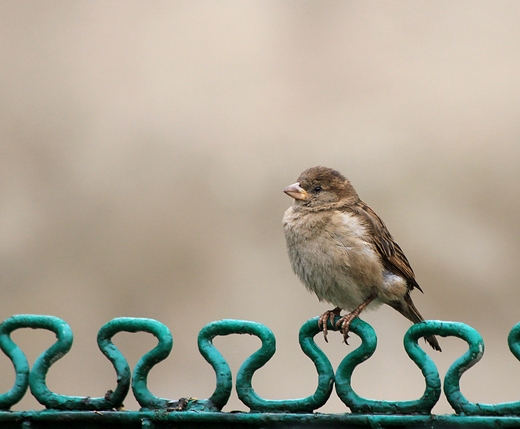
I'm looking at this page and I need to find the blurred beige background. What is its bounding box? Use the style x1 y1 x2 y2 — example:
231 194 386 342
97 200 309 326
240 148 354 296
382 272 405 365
1 0 520 414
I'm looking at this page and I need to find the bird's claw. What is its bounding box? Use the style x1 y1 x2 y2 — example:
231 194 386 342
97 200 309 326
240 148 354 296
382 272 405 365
335 315 354 345
318 313 331 342
318 308 342 342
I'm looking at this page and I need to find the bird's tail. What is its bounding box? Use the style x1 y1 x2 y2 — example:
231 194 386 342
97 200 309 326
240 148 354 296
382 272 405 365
391 294 442 352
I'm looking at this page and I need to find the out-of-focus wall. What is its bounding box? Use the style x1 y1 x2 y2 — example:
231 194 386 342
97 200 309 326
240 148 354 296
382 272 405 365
1 1 520 413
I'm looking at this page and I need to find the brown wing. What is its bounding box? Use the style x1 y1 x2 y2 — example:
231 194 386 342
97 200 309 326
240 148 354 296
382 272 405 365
348 201 423 293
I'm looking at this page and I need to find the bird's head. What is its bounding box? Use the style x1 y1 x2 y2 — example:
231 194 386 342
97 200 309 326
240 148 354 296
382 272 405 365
283 166 358 209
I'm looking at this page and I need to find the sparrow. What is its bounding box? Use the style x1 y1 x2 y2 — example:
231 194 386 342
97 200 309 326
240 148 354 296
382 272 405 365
282 166 441 351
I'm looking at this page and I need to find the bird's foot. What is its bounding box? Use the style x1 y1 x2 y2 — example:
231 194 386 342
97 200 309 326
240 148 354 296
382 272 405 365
318 307 342 343
334 295 376 344
335 313 357 345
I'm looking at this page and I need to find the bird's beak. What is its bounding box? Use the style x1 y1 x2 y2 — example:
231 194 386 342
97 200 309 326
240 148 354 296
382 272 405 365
283 182 308 200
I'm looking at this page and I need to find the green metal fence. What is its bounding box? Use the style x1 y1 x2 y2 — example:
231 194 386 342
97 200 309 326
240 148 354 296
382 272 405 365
0 314 519 428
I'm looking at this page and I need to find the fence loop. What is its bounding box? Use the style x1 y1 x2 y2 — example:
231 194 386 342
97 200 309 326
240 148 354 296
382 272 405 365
198 318 335 413
236 317 334 412
440 321 520 416
335 319 442 414
97 317 175 410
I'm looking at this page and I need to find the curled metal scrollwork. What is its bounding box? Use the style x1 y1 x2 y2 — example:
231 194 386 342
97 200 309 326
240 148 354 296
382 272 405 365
0 314 519 417
334 318 441 414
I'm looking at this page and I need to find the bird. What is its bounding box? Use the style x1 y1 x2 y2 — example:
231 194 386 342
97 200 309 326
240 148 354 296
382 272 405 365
282 166 441 351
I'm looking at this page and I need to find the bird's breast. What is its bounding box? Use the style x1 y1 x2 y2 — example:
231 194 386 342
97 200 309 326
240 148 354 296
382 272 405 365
283 208 384 310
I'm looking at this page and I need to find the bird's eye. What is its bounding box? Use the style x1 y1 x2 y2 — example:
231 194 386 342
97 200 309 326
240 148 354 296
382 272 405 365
313 185 322 192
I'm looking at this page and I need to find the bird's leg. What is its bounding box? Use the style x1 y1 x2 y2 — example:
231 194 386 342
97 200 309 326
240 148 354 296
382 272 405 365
336 295 376 344
318 307 342 342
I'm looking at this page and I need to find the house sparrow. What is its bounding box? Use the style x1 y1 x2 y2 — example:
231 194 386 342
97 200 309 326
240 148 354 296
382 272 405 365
282 166 441 351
